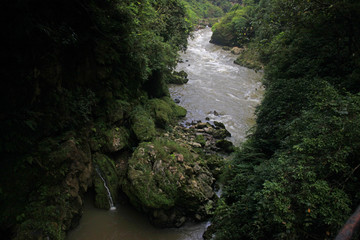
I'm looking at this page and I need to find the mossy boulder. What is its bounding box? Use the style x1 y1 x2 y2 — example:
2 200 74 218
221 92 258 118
195 134 206 147
210 24 236 46
14 136 92 240
212 121 231 139
173 104 187 118
213 128 231 139
168 70 189 85
93 153 119 209
89 124 130 153
106 100 131 124
215 139 235 153
103 126 130 152
121 138 216 227
205 155 225 178
130 106 156 142
234 48 263 71
147 97 186 128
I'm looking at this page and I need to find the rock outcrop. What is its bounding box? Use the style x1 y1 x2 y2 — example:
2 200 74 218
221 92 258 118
119 120 232 227
121 138 217 227
168 70 189 85
14 135 93 240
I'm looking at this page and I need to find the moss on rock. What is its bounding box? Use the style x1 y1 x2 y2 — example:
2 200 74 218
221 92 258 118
106 100 131 124
89 123 130 153
195 134 206 147
13 135 92 240
234 47 263 71
121 138 216 227
130 106 156 142
103 126 130 152
147 97 187 128
215 139 235 153
93 153 119 209
168 70 189 85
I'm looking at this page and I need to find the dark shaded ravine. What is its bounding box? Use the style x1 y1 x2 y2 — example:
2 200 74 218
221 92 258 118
67 27 262 240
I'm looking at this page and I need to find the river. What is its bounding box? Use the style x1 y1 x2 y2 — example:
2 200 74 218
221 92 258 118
67 27 262 240
170 27 263 145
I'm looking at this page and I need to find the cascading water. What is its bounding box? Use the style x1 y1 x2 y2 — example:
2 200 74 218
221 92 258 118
95 167 116 211
170 27 263 146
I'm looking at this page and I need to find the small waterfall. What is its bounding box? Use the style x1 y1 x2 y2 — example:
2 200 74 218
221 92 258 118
95 168 116 211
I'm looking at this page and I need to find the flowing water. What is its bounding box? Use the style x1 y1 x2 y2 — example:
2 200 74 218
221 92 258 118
170 27 263 145
67 27 262 240
95 168 116 211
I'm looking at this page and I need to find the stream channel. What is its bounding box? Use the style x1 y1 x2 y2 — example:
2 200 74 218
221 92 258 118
67 27 263 240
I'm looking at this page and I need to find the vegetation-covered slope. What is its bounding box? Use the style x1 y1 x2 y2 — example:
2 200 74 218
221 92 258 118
0 0 192 239
210 0 360 239
181 0 234 26
210 2 255 46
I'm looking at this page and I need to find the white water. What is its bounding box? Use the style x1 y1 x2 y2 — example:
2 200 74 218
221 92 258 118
170 27 263 145
67 28 262 240
95 168 116 211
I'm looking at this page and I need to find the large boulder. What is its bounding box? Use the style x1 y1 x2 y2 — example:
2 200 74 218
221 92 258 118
130 106 157 142
121 138 216 227
168 70 189 85
89 125 130 153
210 24 236 46
147 97 187 128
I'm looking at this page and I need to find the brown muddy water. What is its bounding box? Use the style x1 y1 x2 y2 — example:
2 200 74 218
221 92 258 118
67 27 262 240
67 193 209 240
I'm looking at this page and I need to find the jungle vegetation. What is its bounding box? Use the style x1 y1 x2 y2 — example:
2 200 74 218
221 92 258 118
0 0 192 238
210 0 360 239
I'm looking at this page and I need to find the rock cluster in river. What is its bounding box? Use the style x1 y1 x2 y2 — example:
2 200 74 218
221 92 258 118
167 70 189 85
119 121 233 227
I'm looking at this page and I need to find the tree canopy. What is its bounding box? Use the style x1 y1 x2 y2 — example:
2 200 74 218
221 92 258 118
211 0 360 239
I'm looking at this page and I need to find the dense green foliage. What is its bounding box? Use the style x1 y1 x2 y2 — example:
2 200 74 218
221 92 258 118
181 0 235 26
0 0 191 238
210 2 256 46
212 0 360 239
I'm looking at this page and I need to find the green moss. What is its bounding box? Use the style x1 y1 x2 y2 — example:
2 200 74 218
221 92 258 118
168 71 189 84
213 128 231 139
147 98 173 128
104 126 130 152
234 47 263 71
106 100 131 124
93 153 119 209
146 97 187 128
122 138 195 210
216 139 235 153
195 134 206 146
173 104 187 118
130 106 156 142
206 155 225 178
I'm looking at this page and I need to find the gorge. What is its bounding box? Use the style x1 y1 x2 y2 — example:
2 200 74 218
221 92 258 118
2 0 359 239
66 27 262 240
